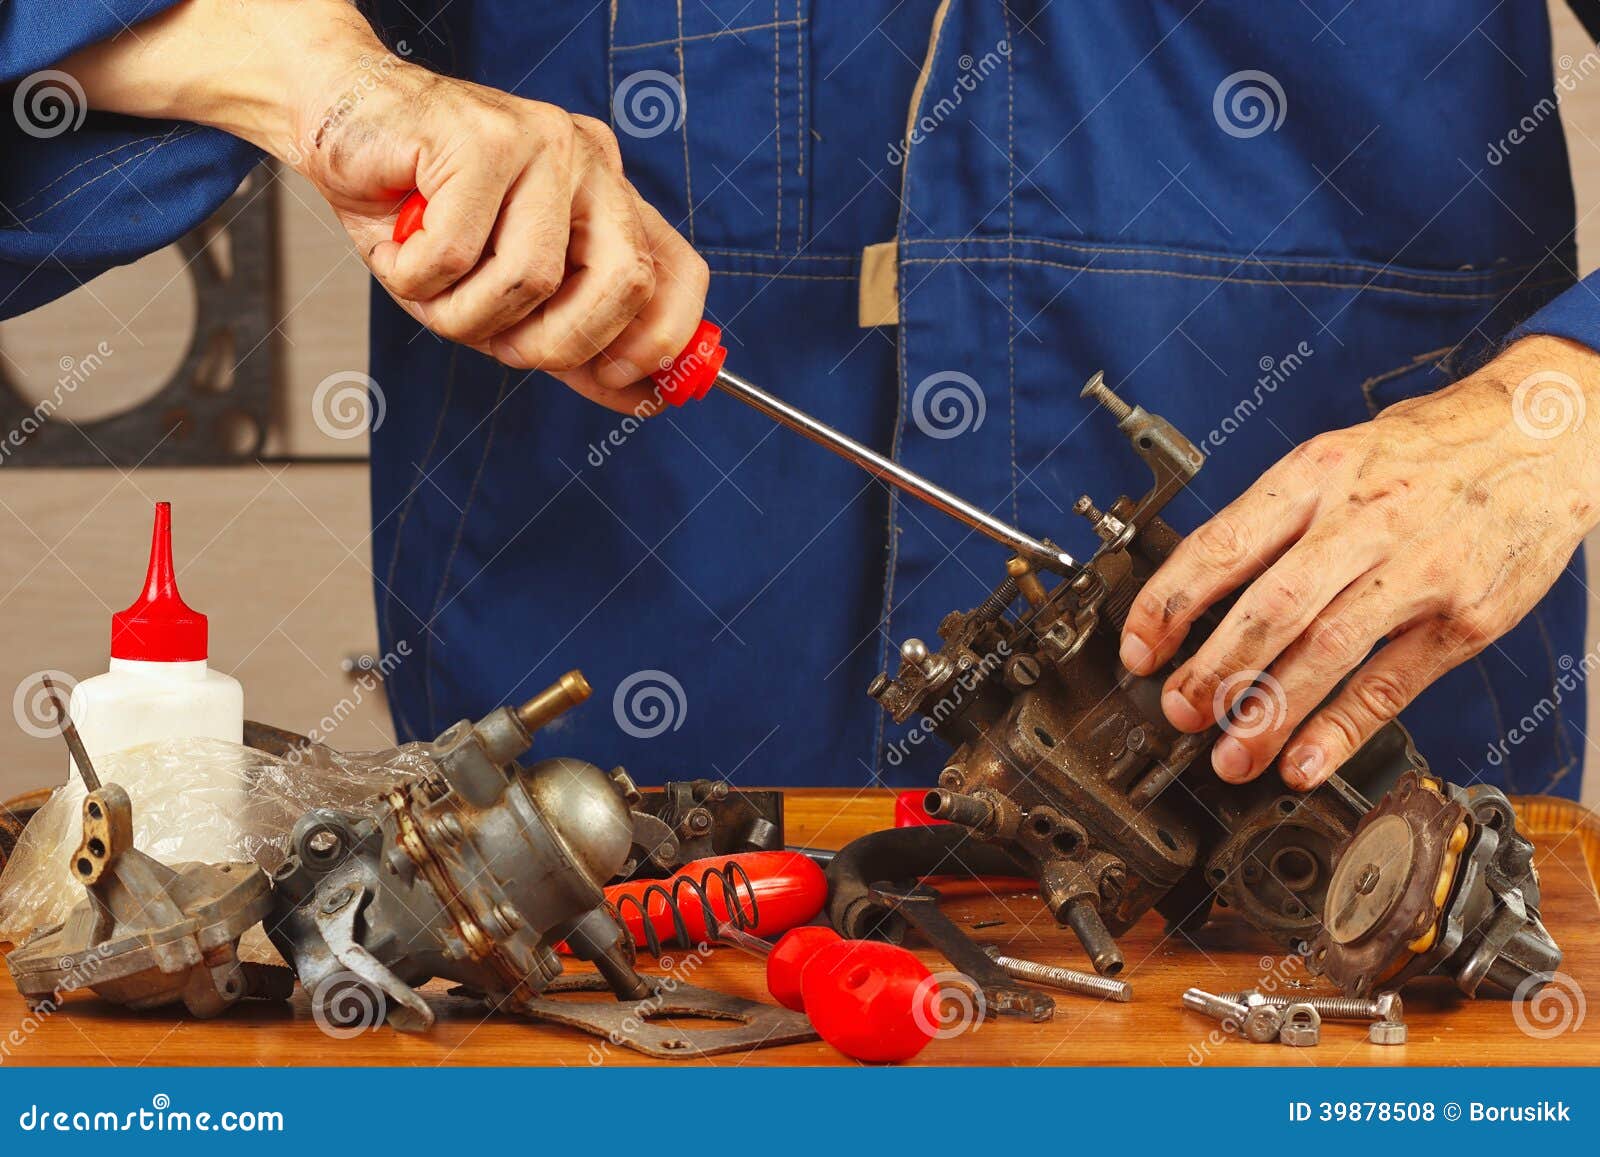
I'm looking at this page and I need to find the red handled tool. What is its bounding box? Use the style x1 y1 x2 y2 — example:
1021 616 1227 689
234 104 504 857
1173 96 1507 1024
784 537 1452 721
717 923 939 1063
392 191 1075 573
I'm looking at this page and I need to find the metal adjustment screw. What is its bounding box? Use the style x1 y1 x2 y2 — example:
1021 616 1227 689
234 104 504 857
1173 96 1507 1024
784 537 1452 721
1080 371 1134 424
1182 987 1283 1043
1224 990 1403 1024
1278 1003 1321 1047
1368 1020 1407 1046
983 947 1133 1002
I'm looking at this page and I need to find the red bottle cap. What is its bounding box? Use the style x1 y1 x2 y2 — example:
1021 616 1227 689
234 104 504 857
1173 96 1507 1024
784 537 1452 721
110 502 208 662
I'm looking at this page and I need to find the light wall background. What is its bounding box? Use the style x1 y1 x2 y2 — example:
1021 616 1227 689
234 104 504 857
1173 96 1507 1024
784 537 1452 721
1 6 1599 803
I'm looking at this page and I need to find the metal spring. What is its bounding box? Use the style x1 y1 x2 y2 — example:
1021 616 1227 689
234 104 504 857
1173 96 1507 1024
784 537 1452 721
610 861 761 956
974 576 1020 622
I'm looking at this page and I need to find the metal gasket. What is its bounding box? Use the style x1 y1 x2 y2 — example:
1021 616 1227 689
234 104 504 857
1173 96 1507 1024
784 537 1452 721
0 172 274 466
513 972 818 1059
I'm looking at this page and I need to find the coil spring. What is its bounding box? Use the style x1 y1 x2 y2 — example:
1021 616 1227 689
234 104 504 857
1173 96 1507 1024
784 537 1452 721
974 575 1020 622
610 861 761 955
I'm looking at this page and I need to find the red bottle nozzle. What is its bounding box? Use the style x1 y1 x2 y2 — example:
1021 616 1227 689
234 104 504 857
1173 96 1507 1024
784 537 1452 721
391 191 726 405
110 502 208 662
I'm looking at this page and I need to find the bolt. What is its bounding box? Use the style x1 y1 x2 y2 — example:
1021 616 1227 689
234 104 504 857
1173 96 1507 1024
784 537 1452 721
900 638 930 665
1080 371 1134 424
1223 990 1403 1024
983 947 1132 1002
1183 987 1283 1043
1368 1020 1407 1046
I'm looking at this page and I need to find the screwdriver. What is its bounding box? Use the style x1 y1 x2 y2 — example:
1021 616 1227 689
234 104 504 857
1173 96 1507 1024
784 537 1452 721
392 192 1076 574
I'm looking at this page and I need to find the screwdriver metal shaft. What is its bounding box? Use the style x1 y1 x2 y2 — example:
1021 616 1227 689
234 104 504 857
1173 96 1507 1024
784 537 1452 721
711 368 1076 573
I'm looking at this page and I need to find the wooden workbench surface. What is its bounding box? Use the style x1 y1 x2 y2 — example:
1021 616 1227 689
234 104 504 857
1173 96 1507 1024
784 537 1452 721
5 789 1598 1067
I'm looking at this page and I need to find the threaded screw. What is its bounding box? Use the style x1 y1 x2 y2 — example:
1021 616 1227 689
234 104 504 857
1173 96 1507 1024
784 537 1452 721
984 947 1132 1002
1222 991 1402 1024
1182 987 1283 1042
1080 372 1134 424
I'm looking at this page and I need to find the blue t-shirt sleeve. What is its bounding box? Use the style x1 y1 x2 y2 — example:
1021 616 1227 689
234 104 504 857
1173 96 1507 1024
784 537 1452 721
1508 270 1600 351
0 1 262 320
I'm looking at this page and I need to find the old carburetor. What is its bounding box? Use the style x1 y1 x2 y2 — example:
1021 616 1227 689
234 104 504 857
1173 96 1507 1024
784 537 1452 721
869 376 1407 973
269 671 812 1056
1309 770 1559 997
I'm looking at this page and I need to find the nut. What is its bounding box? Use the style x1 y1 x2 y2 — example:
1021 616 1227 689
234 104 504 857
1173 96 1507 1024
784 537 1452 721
1279 1002 1320 1047
1368 1020 1407 1045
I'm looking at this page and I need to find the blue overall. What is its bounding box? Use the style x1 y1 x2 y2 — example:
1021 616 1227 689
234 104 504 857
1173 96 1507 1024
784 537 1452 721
3 3 1592 796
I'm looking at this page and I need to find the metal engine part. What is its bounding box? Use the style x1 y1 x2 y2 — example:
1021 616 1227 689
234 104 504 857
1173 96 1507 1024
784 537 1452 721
869 377 1415 973
1308 770 1560 998
267 670 813 1057
623 779 784 876
6 679 289 1016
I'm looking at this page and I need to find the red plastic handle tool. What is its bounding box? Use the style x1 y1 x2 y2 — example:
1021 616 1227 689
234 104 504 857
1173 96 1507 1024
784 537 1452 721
391 190 725 401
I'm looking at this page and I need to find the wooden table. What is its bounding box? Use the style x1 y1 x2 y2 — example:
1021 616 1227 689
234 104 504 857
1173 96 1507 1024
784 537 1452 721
5 790 1598 1067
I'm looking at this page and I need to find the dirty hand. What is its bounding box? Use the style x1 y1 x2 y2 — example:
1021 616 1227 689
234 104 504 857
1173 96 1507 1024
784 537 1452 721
63 0 707 415
1118 335 1600 791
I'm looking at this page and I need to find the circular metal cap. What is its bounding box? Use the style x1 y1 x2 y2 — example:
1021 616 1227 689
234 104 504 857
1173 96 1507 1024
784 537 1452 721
1324 814 1415 945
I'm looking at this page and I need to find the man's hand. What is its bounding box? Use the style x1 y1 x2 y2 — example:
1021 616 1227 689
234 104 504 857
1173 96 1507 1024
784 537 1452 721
62 0 707 415
1119 335 1600 791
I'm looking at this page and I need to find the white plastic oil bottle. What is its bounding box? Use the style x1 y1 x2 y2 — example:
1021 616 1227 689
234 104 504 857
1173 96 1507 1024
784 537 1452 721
65 502 244 855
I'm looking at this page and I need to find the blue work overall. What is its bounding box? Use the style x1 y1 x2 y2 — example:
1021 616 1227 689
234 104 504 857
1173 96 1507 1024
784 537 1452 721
3 3 1592 796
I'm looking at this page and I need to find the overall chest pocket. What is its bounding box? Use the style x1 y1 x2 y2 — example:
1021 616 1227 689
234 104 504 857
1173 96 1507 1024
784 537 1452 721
609 2 810 254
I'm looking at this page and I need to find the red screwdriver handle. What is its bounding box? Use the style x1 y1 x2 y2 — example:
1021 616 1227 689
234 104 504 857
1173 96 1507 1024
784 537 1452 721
391 190 725 402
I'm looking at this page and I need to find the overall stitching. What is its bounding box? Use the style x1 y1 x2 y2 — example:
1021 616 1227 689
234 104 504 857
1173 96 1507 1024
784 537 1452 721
676 0 696 245
774 0 783 252
423 368 512 735
1357 346 1453 417
21 127 199 224
1002 1 1018 528
613 19 804 52
10 135 154 210
796 0 807 250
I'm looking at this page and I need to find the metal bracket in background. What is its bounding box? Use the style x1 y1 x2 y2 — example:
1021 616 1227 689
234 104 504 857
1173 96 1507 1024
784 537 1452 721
0 168 275 467
510 972 818 1059
867 882 1054 1022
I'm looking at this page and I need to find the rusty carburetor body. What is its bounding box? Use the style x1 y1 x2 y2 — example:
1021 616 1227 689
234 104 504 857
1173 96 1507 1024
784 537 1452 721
869 377 1413 974
268 670 813 1056
1310 770 1559 997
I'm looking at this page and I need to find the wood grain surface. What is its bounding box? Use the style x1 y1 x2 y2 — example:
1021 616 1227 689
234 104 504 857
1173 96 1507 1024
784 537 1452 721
3 789 1597 1067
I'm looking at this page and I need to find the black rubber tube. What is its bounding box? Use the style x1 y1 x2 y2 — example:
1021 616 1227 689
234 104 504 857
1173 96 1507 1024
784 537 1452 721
825 825 1030 943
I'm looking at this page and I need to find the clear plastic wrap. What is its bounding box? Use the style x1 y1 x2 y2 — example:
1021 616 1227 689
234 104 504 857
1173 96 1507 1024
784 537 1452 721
0 737 436 960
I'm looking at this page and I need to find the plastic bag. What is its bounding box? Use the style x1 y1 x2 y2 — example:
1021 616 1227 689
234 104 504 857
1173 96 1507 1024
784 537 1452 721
0 737 435 959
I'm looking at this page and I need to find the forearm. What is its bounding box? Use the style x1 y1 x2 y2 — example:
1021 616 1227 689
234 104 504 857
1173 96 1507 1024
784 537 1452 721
58 0 382 163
